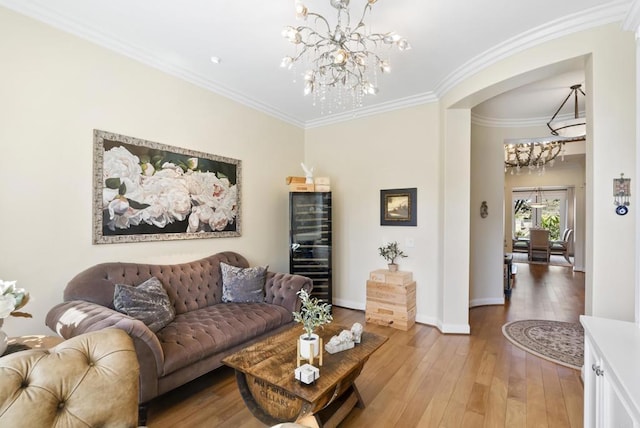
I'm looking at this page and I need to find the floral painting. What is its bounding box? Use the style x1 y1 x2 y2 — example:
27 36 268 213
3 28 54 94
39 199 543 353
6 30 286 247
93 130 241 244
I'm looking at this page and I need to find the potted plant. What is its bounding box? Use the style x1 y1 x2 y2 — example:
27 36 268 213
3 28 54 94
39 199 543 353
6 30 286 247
292 289 333 360
378 241 407 272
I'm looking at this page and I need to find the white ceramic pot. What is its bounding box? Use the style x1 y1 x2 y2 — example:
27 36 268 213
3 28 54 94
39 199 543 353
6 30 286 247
388 263 398 272
299 333 320 359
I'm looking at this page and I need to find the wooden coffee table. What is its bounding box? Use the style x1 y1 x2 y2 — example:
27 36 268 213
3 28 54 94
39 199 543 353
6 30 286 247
222 323 387 427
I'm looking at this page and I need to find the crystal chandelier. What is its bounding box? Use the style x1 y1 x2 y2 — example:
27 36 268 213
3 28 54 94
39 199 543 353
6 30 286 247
281 0 411 113
504 140 566 175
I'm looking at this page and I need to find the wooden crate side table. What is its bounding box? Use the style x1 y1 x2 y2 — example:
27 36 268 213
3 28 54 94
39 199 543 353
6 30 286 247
366 269 416 331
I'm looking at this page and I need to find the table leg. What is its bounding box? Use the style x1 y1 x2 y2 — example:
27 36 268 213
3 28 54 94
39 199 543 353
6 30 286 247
311 383 364 428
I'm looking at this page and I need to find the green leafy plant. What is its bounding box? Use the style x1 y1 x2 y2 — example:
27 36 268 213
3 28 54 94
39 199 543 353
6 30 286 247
541 214 560 240
292 289 332 339
378 241 408 265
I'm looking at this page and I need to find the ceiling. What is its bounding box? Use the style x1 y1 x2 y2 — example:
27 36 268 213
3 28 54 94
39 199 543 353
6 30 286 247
0 0 634 128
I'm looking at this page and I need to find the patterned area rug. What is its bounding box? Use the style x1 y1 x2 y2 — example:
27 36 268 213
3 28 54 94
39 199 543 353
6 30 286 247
502 319 583 370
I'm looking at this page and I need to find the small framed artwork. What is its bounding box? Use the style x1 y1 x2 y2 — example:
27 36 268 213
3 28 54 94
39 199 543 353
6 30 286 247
380 188 417 226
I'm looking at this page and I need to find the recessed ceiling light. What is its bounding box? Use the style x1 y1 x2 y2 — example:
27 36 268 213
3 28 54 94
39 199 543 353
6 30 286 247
210 56 221 64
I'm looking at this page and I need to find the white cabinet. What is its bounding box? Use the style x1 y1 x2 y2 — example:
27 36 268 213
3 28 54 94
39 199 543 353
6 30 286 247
581 316 640 428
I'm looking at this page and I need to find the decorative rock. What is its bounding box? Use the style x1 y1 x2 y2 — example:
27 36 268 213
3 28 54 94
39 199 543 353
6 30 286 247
325 323 364 354
351 323 363 344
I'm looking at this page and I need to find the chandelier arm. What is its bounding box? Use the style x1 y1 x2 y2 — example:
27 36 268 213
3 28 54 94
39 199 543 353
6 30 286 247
306 12 332 34
548 90 573 123
324 68 359 91
354 3 373 31
296 25 333 44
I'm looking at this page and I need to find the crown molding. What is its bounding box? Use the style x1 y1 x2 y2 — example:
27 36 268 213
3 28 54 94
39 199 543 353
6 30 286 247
472 111 582 128
0 0 306 128
623 0 640 36
305 92 438 129
0 0 631 129
435 0 632 97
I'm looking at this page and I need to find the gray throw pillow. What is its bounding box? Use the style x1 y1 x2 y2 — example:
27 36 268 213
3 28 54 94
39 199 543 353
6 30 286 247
221 262 268 303
113 276 175 332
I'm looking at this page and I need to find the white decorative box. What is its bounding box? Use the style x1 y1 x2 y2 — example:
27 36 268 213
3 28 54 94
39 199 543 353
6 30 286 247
295 364 320 384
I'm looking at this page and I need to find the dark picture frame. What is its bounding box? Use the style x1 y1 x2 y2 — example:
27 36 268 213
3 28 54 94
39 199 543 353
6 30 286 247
93 129 241 244
380 188 417 226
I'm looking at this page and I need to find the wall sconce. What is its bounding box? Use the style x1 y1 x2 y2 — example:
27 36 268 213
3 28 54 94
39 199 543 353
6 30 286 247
614 173 631 216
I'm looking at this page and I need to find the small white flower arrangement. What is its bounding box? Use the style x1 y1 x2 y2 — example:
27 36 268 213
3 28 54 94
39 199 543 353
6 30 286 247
0 280 31 320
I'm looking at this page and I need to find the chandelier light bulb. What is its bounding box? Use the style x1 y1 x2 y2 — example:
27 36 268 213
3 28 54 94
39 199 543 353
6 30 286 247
304 81 314 96
333 49 348 65
294 1 308 19
280 57 293 69
363 82 378 95
383 32 402 44
397 39 411 51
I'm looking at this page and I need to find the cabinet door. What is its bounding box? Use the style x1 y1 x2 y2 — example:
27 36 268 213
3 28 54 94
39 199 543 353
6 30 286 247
603 374 635 428
585 335 638 428
289 192 332 304
583 335 601 428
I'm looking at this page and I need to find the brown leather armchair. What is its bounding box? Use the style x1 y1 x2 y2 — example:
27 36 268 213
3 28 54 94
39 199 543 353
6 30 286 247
0 328 139 428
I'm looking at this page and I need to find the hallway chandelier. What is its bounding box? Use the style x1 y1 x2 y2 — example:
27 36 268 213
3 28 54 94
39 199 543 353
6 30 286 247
547 84 586 138
280 0 411 113
504 139 566 175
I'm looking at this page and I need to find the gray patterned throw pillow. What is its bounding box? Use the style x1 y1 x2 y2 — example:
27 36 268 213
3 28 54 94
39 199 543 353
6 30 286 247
113 277 175 332
221 262 268 303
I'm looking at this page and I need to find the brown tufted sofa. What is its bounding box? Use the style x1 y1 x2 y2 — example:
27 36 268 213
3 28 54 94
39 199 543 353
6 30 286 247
45 251 312 414
0 328 139 427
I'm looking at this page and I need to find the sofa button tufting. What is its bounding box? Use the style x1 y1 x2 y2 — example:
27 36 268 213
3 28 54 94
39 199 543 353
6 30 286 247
58 401 65 410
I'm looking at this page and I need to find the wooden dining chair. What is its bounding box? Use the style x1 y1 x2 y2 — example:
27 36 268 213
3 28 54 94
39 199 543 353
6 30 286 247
550 228 573 263
528 229 550 262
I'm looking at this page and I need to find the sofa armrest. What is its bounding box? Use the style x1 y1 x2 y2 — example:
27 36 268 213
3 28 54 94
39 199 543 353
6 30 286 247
264 272 313 313
46 300 164 403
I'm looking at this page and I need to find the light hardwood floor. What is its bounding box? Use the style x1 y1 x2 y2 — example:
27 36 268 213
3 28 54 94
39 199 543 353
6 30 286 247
147 262 585 427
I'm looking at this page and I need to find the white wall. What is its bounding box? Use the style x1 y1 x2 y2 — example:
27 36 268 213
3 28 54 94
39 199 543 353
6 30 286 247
442 23 636 323
0 7 305 336
304 104 443 327
469 124 506 308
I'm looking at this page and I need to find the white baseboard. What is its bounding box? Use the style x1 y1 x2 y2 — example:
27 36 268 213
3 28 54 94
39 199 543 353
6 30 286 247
440 323 471 334
469 297 505 308
332 298 365 311
415 314 440 328
332 299 470 335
